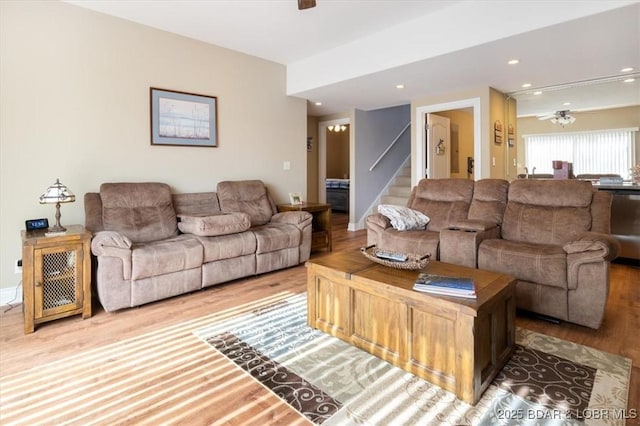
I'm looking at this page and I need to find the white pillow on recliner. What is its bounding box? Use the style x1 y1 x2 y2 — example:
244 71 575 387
378 204 430 231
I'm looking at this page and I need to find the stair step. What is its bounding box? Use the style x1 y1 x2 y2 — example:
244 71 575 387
388 185 411 196
380 195 409 206
394 176 411 186
398 166 411 177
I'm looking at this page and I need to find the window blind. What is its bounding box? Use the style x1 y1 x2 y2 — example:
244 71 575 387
523 129 637 179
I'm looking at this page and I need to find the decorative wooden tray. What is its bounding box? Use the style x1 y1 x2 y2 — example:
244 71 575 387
360 245 430 270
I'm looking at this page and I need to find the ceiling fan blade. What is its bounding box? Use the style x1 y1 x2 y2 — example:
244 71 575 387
537 114 555 120
298 0 316 10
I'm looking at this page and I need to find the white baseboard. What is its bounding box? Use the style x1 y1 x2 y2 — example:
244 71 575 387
1 283 23 307
348 221 363 231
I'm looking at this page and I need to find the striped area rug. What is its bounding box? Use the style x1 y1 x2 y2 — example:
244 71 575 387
195 294 632 426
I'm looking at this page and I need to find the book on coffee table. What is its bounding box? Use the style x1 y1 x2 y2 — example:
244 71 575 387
413 273 477 299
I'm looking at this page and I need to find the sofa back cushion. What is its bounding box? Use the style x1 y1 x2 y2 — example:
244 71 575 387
172 192 221 216
407 178 474 232
217 180 275 226
468 179 509 225
502 180 594 245
100 182 178 243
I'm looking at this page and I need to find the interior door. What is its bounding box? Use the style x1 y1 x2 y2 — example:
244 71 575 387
426 113 451 178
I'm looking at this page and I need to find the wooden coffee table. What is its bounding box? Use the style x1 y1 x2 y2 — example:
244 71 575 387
306 250 516 404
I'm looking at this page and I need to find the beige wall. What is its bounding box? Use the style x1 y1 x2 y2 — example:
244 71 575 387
0 1 307 293
516 106 640 175
506 97 518 180
489 87 508 180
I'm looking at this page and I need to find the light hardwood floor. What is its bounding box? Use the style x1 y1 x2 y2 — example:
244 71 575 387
1 213 638 425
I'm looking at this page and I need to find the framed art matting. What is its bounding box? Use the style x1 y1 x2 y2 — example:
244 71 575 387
150 88 218 147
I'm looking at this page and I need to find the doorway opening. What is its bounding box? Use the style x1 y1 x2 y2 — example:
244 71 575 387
318 118 350 205
414 98 482 185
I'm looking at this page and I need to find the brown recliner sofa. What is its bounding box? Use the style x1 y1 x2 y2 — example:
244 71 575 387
366 178 475 258
476 179 619 329
366 178 619 329
85 180 312 312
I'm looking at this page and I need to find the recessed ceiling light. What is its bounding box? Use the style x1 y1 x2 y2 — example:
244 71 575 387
533 91 542 95
314 101 322 106
396 84 405 89
621 67 634 73
521 83 532 88
624 78 636 83
508 59 519 65
563 102 571 106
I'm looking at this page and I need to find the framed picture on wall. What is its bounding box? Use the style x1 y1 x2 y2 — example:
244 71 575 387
150 88 218 147
494 120 503 145
508 123 515 147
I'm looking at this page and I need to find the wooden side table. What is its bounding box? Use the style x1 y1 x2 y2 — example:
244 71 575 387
21 225 92 334
278 202 332 252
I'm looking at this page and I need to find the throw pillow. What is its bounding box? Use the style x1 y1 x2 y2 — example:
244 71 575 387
377 204 430 231
177 212 251 237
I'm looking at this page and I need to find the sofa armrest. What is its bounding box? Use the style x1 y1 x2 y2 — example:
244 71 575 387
366 213 392 230
564 232 620 292
439 226 501 268
563 232 620 261
448 219 499 232
91 231 133 280
365 213 392 247
270 211 312 228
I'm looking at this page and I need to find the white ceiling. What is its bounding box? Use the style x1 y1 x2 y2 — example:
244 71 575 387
66 0 640 117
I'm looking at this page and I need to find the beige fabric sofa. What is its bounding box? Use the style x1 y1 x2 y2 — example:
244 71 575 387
366 178 619 329
85 180 312 312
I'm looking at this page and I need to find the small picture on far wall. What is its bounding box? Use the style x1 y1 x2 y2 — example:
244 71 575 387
289 192 303 205
307 137 313 152
494 120 503 145
508 123 515 147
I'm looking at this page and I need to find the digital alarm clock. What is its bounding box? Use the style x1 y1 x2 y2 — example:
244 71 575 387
25 218 49 231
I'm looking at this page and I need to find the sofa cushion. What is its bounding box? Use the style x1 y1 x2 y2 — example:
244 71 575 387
131 235 203 280
196 231 257 262
377 204 430 231
502 203 592 245
408 179 474 232
172 192 220 216
508 179 594 207
252 223 301 254
478 239 567 289
468 179 509 225
502 179 594 246
379 229 439 257
178 213 251 236
217 180 274 226
100 183 178 243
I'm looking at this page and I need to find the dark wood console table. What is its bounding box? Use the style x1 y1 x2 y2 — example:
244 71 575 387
277 202 332 252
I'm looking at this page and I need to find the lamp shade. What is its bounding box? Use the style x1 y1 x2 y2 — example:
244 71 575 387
39 178 75 234
39 179 75 204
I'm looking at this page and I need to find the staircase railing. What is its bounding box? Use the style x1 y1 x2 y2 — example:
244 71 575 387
368 122 411 172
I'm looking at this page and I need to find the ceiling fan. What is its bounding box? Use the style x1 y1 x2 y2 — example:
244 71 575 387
298 0 316 10
537 110 576 126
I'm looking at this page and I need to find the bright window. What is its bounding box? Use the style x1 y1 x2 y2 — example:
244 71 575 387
523 129 638 179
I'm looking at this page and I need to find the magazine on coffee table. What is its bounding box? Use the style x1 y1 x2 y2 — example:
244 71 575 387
413 273 477 299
